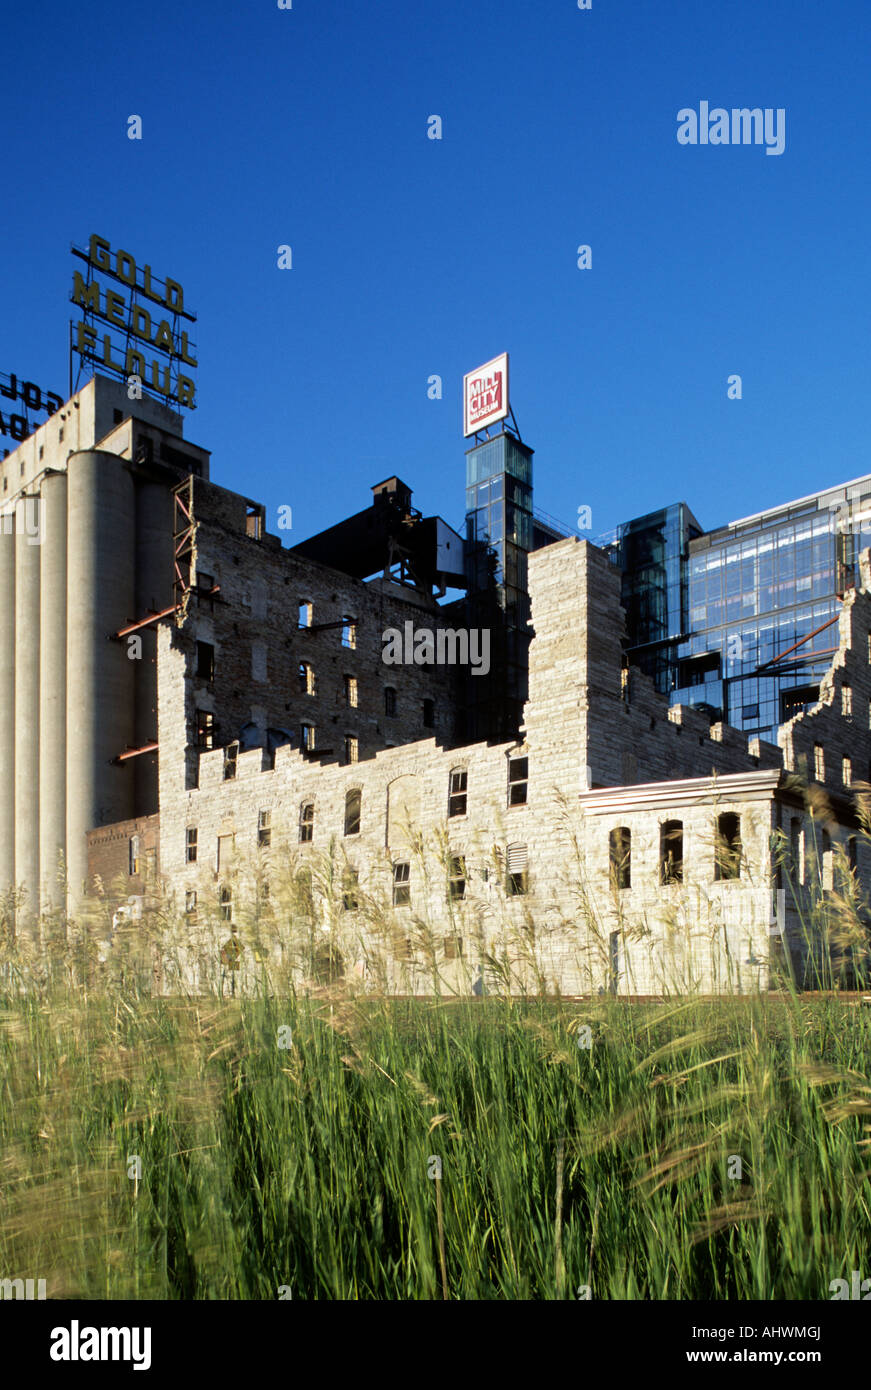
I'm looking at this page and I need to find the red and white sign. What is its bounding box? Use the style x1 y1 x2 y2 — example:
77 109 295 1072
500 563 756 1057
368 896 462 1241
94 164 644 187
463 353 509 437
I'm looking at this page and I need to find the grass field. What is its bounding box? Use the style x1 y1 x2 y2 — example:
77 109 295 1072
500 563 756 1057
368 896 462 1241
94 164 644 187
1 973 870 1300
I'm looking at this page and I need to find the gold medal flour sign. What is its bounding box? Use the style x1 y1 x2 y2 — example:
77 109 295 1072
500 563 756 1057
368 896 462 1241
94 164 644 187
70 234 197 409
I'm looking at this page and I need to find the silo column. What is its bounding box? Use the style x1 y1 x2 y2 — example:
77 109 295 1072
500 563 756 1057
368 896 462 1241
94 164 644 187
0 512 15 901
66 452 136 911
14 495 41 934
39 472 68 916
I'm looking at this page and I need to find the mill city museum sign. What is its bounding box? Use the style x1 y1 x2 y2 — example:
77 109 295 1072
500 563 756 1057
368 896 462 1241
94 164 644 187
70 234 197 409
463 352 509 437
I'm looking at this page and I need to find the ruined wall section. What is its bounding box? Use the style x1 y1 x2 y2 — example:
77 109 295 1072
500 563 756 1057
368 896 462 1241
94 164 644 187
778 551 871 796
165 476 466 796
523 538 781 793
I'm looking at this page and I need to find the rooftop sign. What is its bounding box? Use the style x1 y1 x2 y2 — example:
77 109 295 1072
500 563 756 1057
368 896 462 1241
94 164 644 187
1 371 63 458
463 352 509 437
69 235 197 410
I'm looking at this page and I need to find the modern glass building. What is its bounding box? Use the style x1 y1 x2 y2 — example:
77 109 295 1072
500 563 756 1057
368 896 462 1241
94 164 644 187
609 476 871 747
602 503 703 693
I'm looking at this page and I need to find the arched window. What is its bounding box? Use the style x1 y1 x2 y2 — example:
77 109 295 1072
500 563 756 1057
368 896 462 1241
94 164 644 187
609 827 631 891
660 820 683 884
714 813 741 881
344 788 362 837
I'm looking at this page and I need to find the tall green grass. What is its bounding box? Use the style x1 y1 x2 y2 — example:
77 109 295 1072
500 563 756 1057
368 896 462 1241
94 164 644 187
1 980 870 1299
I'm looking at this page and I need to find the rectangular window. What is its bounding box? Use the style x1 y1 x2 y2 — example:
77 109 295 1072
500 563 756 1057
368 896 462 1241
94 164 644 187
299 600 312 628
448 855 466 900
128 834 140 876
384 687 397 717
344 734 359 764
609 827 631 891
196 640 215 681
342 619 356 649
422 698 435 728
508 755 528 806
449 769 468 817
843 756 852 787
714 813 741 881
814 744 825 782
186 827 198 863
301 724 315 752
443 935 464 960
217 834 235 872
660 820 683 884
842 684 853 718
195 710 215 749
258 809 272 847
299 802 314 843
223 743 238 780
344 675 358 708
185 889 198 915
506 843 528 896
219 886 233 922
299 662 316 695
393 861 411 906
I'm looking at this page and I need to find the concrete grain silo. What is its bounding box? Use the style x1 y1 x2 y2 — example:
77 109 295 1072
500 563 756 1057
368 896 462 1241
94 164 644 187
0 374 210 929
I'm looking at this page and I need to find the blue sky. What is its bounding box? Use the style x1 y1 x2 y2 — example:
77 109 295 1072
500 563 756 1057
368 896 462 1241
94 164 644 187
4 0 871 550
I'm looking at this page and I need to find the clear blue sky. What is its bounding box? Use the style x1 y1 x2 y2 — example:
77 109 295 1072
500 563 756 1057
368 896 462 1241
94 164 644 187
5 0 871 548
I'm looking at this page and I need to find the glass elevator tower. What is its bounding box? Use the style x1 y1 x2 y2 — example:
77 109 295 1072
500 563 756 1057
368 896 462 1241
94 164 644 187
463 430 535 741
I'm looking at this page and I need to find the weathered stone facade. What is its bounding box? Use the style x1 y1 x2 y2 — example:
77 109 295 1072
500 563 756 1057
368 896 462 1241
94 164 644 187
89 535 871 996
